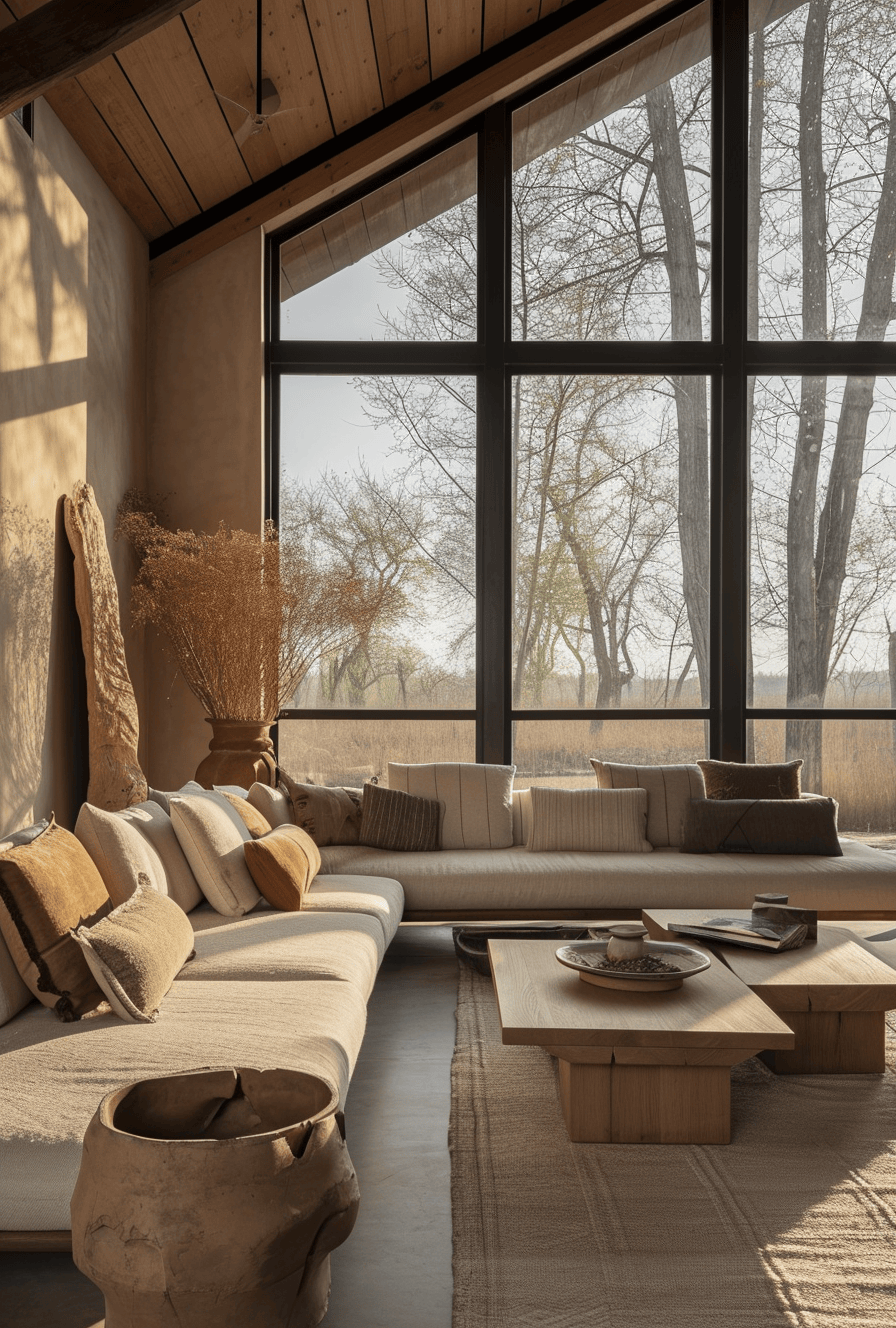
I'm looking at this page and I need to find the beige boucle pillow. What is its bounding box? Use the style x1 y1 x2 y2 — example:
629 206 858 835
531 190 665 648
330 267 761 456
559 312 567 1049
247 782 294 828
71 876 196 1022
526 787 652 853
75 801 204 913
170 795 262 917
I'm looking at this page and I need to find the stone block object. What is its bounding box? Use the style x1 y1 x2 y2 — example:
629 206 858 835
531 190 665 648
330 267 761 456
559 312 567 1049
71 1066 360 1327
64 481 147 810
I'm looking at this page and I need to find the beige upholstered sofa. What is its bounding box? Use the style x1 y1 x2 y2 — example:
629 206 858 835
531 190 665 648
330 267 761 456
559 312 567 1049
0 788 404 1240
255 775 896 922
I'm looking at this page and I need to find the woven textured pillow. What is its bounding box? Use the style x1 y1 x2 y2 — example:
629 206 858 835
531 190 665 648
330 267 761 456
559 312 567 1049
387 762 514 849
359 783 441 852
170 795 261 917
590 760 705 848
71 876 196 1022
243 824 323 911
0 816 111 1020
680 797 841 855
526 787 652 853
698 759 802 800
278 769 363 846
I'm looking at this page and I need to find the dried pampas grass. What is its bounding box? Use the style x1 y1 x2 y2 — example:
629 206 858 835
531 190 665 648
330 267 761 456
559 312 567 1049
116 493 394 722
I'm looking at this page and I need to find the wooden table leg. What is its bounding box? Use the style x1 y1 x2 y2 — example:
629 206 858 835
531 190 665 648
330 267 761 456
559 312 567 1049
761 1010 886 1074
557 1060 732 1144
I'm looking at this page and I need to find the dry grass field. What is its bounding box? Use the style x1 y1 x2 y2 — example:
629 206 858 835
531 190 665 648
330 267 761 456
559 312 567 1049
278 713 896 833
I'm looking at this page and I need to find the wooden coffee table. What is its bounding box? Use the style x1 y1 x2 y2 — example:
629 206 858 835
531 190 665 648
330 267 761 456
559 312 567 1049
487 938 793 1144
642 910 896 1074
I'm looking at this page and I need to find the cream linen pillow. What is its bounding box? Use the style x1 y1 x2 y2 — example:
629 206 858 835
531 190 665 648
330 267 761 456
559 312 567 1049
75 801 204 913
246 782 294 828
71 876 196 1023
526 787 652 853
387 762 515 849
590 760 706 848
170 795 262 917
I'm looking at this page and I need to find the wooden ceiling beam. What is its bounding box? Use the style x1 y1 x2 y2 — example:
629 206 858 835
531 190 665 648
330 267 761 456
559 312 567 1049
0 0 202 121
149 0 674 284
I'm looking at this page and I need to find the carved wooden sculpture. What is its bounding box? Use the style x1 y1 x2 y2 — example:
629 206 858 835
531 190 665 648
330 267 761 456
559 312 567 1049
64 482 147 810
71 1067 360 1328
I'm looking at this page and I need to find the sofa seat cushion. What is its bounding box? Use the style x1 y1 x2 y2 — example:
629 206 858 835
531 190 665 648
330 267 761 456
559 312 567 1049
302 875 404 948
317 840 896 914
0 976 368 1231
182 907 386 998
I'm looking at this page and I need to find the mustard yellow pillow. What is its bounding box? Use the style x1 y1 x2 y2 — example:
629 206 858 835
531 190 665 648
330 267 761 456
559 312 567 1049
243 824 322 911
218 789 272 839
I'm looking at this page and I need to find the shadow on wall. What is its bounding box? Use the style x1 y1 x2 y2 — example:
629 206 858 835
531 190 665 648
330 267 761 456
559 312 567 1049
0 499 87 837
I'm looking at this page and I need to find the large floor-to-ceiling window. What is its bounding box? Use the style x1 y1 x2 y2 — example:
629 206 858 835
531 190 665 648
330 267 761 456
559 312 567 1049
268 0 896 833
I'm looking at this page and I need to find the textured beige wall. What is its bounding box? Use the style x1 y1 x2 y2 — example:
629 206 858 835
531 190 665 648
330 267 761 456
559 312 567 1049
0 101 147 836
146 229 265 789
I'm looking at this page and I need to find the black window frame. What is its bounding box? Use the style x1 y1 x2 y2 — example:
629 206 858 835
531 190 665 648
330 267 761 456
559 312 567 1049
265 0 896 770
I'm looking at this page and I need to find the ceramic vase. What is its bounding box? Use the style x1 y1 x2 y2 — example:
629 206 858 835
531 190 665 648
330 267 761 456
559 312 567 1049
194 718 277 789
71 1067 360 1328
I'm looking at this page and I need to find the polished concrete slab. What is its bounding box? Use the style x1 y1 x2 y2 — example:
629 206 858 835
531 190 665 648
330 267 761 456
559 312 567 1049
0 924 459 1328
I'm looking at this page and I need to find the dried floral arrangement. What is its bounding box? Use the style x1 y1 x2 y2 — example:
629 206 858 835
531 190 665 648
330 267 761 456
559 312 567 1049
116 492 396 723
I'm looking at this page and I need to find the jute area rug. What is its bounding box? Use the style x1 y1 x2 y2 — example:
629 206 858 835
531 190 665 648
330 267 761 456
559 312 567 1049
450 964 896 1328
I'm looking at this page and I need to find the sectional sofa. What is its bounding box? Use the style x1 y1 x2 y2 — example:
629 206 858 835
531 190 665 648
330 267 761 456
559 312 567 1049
0 787 404 1246
3 759 896 1248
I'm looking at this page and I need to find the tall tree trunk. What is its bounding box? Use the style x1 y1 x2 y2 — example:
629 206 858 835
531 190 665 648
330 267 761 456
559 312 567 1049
745 27 765 760
645 81 710 706
785 0 829 787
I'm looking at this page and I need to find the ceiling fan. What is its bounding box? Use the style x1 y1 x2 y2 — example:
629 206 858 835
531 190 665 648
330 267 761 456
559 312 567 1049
214 4 299 148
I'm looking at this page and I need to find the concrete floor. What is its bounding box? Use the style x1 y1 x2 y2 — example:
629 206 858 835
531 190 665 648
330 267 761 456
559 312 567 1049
0 924 459 1328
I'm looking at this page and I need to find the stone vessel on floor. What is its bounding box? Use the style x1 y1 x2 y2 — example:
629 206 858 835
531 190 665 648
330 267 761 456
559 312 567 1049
71 1066 360 1327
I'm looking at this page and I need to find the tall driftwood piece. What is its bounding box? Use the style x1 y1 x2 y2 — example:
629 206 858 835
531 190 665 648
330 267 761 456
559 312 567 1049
64 482 147 810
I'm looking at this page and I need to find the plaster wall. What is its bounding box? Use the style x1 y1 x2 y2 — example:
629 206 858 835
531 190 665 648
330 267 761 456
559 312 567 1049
0 101 147 836
146 228 265 789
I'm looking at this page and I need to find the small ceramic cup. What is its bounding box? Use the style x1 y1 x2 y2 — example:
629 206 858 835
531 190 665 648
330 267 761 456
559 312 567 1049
606 924 649 962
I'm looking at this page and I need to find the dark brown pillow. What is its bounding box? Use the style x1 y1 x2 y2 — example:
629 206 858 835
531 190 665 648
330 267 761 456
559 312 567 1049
680 797 841 855
359 783 441 852
698 759 802 800
0 815 112 1020
243 824 322 911
278 769 363 846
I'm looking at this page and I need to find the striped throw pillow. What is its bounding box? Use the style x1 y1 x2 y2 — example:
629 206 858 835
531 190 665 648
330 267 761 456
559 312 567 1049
590 760 705 848
526 787 652 853
359 783 441 852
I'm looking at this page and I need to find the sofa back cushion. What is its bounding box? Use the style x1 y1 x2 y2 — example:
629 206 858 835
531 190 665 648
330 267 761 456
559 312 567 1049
590 760 705 848
0 816 111 1020
387 762 515 849
526 787 652 853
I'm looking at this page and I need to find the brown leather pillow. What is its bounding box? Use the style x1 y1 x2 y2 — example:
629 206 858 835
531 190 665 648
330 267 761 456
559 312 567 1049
698 759 802 800
243 824 322 911
359 783 441 852
680 797 841 855
218 789 272 839
278 769 363 846
0 815 112 1020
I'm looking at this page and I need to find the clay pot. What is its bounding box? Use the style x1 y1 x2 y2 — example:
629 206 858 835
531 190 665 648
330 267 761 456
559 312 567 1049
606 924 649 962
71 1067 360 1328
195 719 277 789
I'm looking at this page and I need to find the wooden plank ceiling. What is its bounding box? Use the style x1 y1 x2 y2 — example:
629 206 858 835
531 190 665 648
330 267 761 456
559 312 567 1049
0 0 586 243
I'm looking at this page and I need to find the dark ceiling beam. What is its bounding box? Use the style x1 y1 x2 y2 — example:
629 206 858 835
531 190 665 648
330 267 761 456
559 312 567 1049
0 0 199 121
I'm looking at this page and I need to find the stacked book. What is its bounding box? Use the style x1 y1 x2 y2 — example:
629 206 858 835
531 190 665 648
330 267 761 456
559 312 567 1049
668 914 808 952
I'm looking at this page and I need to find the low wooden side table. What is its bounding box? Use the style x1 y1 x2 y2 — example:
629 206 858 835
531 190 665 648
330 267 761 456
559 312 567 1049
642 910 896 1074
488 938 793 1144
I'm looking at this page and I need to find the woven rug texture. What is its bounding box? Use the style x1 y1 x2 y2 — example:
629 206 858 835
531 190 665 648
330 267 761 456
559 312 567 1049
450 963 896 1328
